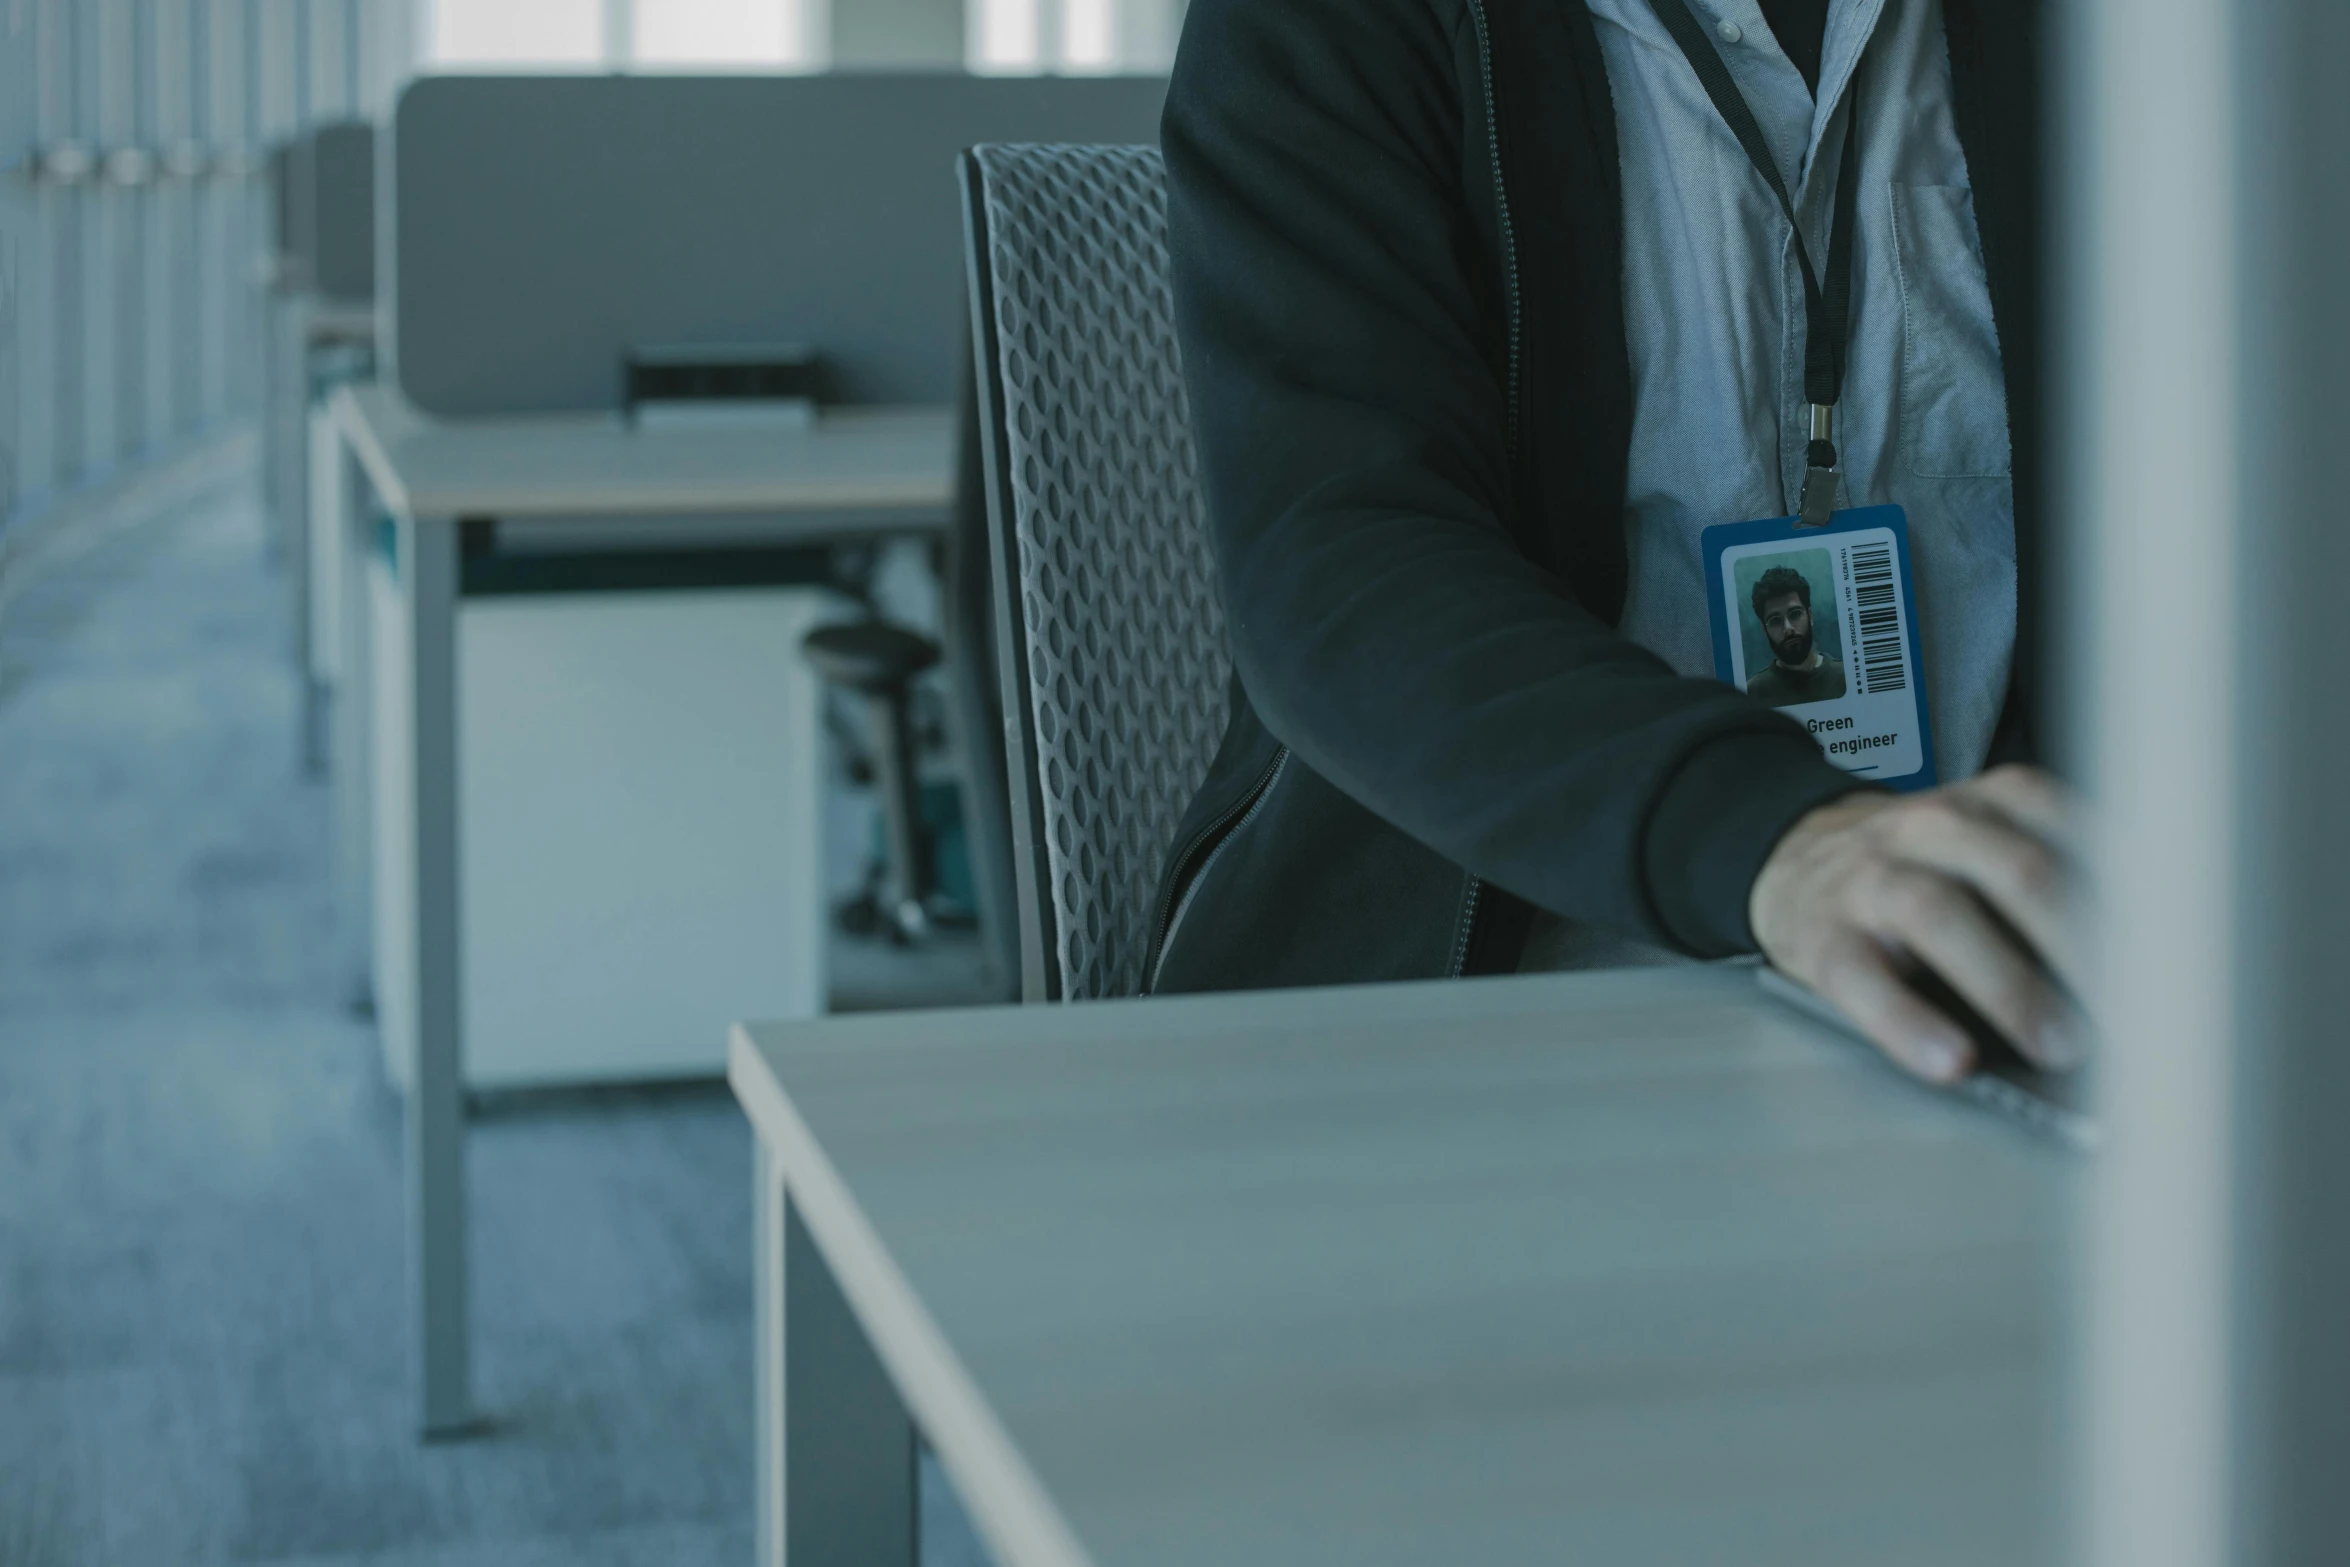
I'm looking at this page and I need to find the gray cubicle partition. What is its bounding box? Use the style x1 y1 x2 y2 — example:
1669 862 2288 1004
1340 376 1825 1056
268 124 378 566
268 141 301 286
298 123 377 305
267 122 377 766
275 122 377 304
388 74 1167 415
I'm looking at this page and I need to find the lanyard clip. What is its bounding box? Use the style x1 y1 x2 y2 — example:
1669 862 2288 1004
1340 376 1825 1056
1799 403 1839 528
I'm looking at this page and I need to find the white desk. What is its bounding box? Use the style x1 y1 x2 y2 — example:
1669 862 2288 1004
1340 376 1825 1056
330 383 954 1436
266 293 373 773
731 965 2076 1567
333 387 956 523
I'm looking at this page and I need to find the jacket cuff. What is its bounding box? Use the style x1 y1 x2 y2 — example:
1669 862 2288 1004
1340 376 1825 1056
1641 731 1878 958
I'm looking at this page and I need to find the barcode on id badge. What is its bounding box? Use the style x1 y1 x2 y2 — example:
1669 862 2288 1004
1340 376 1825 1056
1849 542 1906 694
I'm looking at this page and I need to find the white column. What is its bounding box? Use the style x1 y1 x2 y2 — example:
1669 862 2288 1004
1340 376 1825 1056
601 0 630 68
1112 0 1182 71
357 0 420 119
152 0 197 441
253 0 299 141
834 0 964 69
965 0 1179 73
308 0 350 118
6 2 66 505
196 0 242 423
0 8 26 526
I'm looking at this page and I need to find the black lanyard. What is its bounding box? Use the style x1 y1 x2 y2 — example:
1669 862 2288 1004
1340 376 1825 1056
1645 0 1862 526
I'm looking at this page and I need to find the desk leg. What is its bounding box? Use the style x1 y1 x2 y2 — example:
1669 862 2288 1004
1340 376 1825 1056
402 511 471 1438
300 395 340 778
282 323 313 703
756 1143 785 1567
331 437 374 1015
261 301 287 566
757 1149 916 1567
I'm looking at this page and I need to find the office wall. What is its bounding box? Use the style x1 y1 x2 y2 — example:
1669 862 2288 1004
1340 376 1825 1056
0 0 403 544
390 72 1166 415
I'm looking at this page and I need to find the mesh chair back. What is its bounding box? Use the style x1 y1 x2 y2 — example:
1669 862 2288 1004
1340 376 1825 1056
961 144 1231 1002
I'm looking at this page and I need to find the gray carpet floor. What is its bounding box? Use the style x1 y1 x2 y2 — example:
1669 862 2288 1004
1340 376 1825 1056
0 471 990 1566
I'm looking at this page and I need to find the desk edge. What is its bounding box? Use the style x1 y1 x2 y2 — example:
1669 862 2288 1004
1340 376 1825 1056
331 383 418 521
328 390 956 521
727 1026 1098 1567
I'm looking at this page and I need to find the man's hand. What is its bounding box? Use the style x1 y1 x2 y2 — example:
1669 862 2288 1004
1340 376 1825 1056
1747 764 2085 1084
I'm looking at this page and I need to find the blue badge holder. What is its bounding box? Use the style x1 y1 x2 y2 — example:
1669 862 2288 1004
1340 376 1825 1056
1702 504 1938 791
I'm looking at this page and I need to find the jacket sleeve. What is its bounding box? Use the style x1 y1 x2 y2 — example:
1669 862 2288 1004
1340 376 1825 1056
1163 0 1870 955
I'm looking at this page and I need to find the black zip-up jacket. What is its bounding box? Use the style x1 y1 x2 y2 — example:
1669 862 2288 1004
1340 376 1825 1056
1145 0 2045 993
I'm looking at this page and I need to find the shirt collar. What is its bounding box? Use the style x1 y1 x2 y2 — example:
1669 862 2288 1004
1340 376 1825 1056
1808 0 1891 172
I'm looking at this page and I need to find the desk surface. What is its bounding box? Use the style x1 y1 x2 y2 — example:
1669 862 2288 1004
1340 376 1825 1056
732 965 2075 1567
331 383 954 523
299 298 378 342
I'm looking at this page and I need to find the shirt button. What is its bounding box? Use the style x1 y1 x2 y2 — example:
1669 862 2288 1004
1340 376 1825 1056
1717 19 1743 43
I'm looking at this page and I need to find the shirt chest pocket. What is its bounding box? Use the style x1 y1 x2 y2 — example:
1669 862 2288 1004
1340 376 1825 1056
1891 183 2012 479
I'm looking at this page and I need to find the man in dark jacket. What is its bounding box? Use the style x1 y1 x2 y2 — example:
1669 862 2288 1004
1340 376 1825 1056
1144 0 2082 1084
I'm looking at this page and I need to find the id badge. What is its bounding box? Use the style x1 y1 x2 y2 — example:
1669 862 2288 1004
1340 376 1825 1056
1702 503 1938 791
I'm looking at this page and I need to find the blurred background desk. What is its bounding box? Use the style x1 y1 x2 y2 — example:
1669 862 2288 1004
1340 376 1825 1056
262 120 378 773
320 66 1165 1443
334 385 953 530
733 965 2074 1567
333 380 955 1436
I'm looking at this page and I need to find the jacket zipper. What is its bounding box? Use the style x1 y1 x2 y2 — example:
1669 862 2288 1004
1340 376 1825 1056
1465 0 1524 454
1452 0 1524 975
1446 875 1484 978
1145 747 1291 993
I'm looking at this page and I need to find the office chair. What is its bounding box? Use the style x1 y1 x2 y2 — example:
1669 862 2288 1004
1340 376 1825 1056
959 144 1233 1002
798 338 1023 979
802 617 941 943
944 338 1024 996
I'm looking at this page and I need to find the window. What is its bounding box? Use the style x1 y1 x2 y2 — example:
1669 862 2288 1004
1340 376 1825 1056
423 0 1176 78
969 0 1039 72
633 0 814 70
1059 0 1115 71
423 0 819 73
966 0 1182 75
424 0 606 69
968 0 1113 73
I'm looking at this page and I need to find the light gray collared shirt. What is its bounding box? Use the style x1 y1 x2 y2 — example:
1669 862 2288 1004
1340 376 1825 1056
1585 0 2018 778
